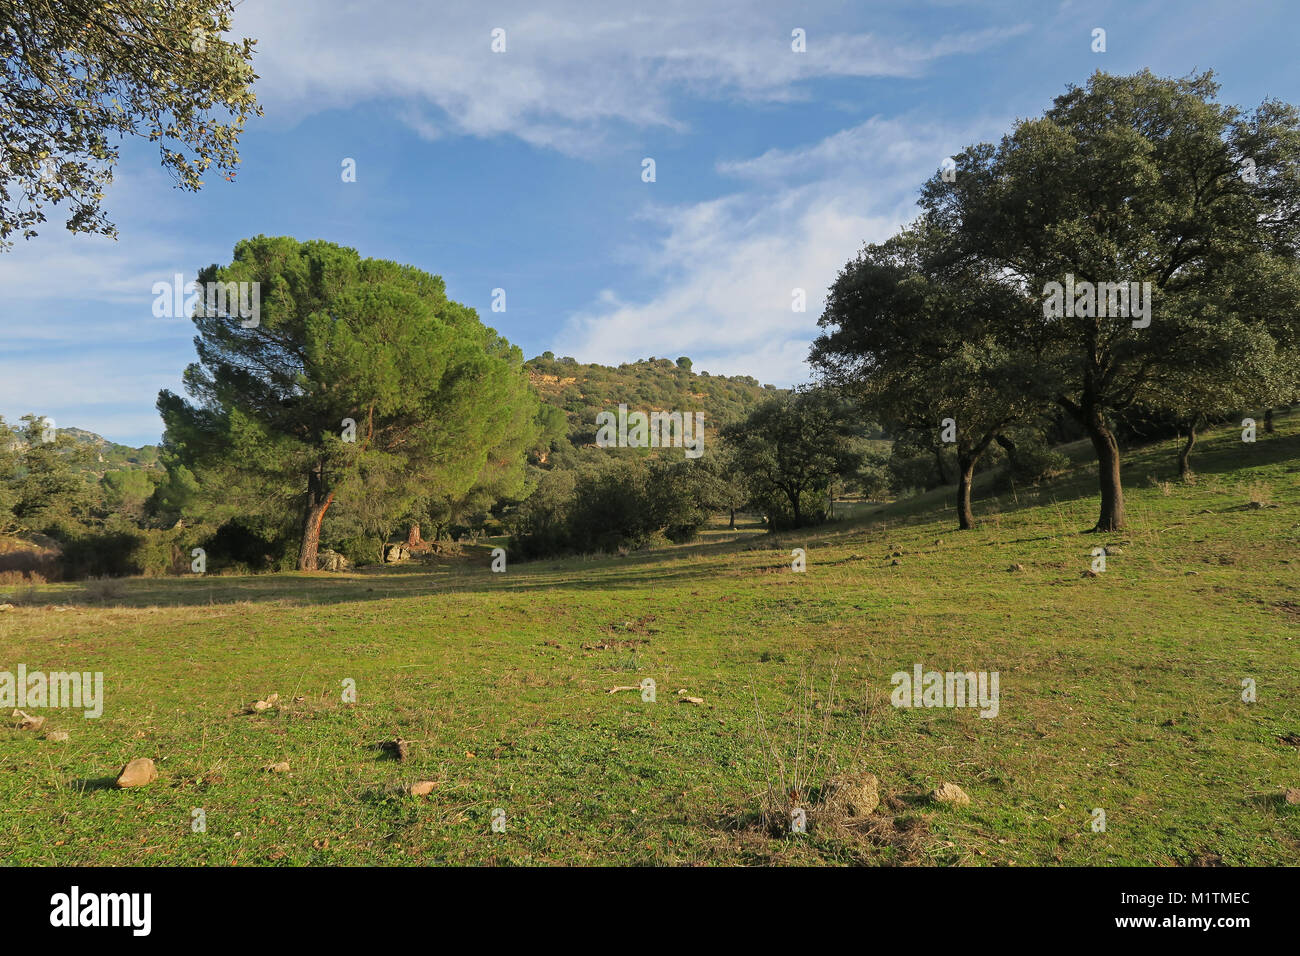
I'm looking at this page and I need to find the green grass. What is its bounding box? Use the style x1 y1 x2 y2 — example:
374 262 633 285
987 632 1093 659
1 413 1297 866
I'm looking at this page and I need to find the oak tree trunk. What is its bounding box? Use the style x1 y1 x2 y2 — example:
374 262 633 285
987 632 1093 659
956 455 977 530
1084 411 1125 532
1178 420 1198 479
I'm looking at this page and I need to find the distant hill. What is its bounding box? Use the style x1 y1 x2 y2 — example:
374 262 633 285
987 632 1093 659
57 428 161 472
3 425 161 480
526 354 782 448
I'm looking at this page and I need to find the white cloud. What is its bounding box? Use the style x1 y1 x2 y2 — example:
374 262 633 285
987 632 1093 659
235 0 1026 154
555 113 1009 385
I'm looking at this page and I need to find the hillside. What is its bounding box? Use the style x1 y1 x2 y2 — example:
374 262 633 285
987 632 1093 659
1 412 1295 865
526 354 780 447
2 425 160 477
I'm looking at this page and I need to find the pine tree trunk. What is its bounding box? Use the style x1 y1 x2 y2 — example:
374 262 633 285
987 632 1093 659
729 508 735 529
297 466 334 571
1264 407 1274 434
407 522 422 546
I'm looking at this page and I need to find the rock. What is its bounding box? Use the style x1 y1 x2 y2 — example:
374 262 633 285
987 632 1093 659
252 692 279 712
316 549 349 572
1008 563 1024 572
1247 500 1265 509
1285 788 1300 805
383 543 411 564
0 603 14 612
13 709 45 731
930 782 970 806
264 761 291 773
45 730 69 742
409 780 437 797
115 758 157 788
823 772 879 817
1104 547 1124 556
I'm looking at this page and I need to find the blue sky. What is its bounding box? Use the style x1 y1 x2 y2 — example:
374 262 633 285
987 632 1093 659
2 0 1296 447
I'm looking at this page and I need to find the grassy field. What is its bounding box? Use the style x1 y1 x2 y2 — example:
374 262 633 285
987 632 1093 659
1 414 1297 866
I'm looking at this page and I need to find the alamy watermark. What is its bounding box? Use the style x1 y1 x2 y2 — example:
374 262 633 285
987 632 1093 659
152 274 260 328
1043 274 1151 328
595 404 704 458
2 665 103 718
891 662 999 718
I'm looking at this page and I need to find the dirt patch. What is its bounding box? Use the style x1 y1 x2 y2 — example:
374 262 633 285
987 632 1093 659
583 638 649 651
599 615 659 637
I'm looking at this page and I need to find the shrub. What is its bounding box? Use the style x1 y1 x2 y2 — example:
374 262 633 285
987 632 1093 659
335 534 381 567
81 576 126 602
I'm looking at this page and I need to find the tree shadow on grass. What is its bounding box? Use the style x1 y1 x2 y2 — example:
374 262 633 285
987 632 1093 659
10 415 1295 613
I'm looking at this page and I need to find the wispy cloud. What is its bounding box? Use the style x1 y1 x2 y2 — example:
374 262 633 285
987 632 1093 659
555 113 1009 385
236 0 1026 154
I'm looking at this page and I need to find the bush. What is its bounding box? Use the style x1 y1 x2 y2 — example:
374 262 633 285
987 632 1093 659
55 525 145 579
202 519 296 572
81 576 126 602
334 534 381 567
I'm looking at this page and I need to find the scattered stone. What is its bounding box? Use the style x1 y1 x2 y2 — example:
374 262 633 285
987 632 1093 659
317 549 350 572
383 543 411 563
823 771 880 817
264 761 291 773
409 780 437 797
1284 788 1300 805
13 709 45 731
115 758 157 788
930 782 971 806
45 730 69 742
252 692 279 712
